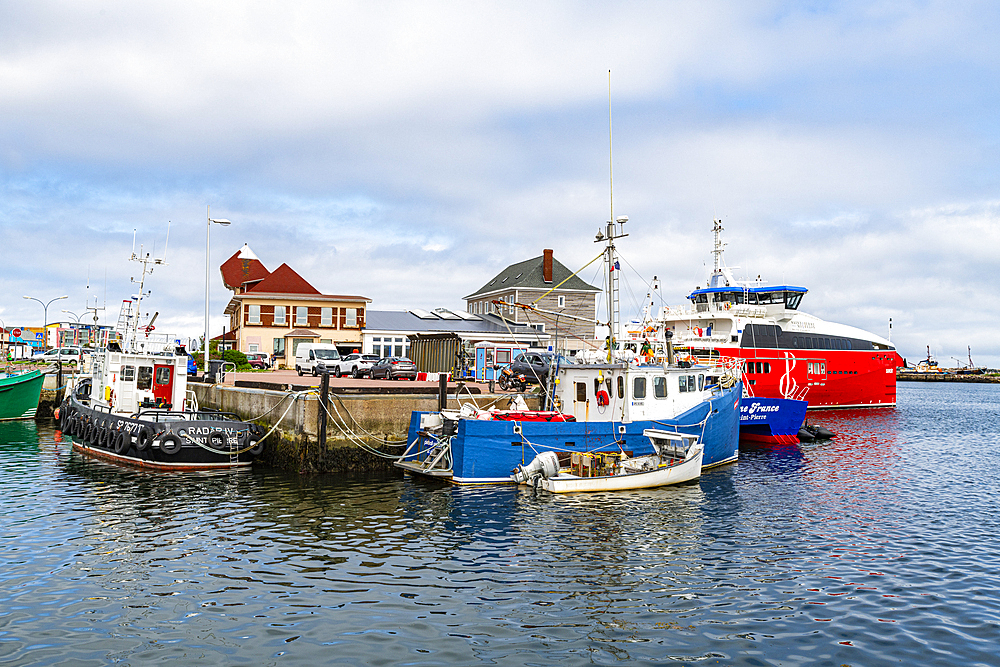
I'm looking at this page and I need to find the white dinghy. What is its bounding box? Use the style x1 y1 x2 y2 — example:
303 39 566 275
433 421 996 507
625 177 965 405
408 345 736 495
512 429 703 494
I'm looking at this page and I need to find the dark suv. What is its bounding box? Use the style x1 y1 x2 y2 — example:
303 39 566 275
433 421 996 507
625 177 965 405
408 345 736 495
507 352 574 385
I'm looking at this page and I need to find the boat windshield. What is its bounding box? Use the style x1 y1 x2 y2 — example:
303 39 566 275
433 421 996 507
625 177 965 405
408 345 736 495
785 292 803 309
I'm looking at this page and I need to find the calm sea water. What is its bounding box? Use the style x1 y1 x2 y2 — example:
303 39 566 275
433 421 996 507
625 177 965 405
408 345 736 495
2 382 999 666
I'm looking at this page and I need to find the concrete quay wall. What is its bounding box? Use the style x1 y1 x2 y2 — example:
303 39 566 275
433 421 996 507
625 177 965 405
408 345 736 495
189 383 540 473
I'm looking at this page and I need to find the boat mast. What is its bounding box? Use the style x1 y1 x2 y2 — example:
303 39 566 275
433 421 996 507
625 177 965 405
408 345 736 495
124 238 166 353
599 71 627 361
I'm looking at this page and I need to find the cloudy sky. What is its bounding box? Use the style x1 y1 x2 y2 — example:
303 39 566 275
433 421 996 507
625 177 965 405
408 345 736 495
2 1 998 367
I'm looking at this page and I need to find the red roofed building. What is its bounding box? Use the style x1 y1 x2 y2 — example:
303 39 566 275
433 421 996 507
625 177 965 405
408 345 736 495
222 245 371 367
220 244 270 293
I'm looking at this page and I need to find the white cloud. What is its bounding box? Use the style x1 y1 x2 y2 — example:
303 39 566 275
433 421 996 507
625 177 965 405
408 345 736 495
2 1 1000 368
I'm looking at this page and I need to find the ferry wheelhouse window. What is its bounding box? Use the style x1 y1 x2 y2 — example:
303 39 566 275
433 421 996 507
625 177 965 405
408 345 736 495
155 366 171 385
633 377 646 399
274 305 286 325
785 292 803 309
121 365 135 382
321 308 333 326
248 304 261 324
137 366 153 390
653 376 667 398
576 382 587 402
295 306 308 325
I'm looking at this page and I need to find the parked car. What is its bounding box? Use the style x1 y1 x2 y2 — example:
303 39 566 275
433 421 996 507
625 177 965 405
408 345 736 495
369 356 417 380
332 353 381 378
507 352 574 386
294 343 341 376
246 352 270 369
31 347 83 365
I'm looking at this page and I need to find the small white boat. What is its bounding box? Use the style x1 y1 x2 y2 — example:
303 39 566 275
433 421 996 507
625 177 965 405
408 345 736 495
513 429 703 493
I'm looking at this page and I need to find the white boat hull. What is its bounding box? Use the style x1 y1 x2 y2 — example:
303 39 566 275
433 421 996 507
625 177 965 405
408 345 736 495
534 443 703 493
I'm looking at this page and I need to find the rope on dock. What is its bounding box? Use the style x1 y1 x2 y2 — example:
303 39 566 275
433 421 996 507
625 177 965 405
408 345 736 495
319 398 401 459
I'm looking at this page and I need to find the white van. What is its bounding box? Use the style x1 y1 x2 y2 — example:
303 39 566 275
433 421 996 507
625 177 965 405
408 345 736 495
294 343 341 376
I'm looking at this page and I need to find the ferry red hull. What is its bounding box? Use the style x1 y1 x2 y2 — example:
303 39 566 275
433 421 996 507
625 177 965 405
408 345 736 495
713 347 904 408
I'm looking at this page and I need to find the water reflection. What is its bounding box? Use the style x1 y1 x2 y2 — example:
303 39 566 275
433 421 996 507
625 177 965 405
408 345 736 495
3 387 1000 666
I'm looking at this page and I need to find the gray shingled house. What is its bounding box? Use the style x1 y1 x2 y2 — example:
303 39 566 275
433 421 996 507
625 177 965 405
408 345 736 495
464 249 600 356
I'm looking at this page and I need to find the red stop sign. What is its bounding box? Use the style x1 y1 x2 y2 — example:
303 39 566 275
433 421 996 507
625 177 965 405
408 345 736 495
11 328 21 337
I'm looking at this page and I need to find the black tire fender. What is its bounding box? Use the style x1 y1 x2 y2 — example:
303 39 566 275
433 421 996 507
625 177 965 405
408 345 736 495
135 427 154 451
113 430 130 454
159 432 183 455
207 430 228 450
249 439 265 456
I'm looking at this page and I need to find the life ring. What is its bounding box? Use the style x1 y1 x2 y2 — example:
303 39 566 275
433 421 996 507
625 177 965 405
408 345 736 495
135 427 154 452
159 432 183 456
596 389 610 407
113 430 130 454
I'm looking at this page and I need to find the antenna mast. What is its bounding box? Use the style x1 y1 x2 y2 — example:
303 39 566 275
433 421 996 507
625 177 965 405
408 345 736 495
597 70 628 361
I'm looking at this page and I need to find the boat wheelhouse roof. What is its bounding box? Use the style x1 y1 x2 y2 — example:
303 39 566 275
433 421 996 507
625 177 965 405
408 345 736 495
687 285 808 299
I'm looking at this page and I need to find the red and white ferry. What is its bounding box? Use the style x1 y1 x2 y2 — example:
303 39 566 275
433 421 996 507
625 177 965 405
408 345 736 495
652 221 903 409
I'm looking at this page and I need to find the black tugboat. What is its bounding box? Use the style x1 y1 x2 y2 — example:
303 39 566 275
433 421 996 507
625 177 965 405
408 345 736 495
57 239 266 470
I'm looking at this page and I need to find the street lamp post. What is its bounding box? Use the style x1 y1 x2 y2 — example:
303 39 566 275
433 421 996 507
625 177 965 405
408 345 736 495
23 295 68 349
204 206 232 373
62 309 82 323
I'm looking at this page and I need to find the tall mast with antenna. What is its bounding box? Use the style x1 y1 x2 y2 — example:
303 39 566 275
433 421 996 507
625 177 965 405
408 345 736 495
597 70 628 361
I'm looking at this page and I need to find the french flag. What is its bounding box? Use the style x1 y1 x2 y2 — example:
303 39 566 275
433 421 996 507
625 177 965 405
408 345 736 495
610 260 620 272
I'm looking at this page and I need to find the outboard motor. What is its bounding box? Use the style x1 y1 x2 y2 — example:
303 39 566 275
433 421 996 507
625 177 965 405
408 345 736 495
512 451 560 484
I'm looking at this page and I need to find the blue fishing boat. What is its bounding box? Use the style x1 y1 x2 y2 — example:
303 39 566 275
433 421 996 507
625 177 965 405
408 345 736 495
396 216 743 485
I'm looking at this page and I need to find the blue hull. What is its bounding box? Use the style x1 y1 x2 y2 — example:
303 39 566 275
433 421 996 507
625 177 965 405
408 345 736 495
739 396 808 443
404 383 742 484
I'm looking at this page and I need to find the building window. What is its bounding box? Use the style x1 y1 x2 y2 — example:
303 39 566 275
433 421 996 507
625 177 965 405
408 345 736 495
321 307 333 326
248 304 261 324
558 295 565 308
394 337 403 357
248 343 259 353
295 306 308 326
372 344 381 356
274 306 286 325
345 308 357 328
273 338 285 356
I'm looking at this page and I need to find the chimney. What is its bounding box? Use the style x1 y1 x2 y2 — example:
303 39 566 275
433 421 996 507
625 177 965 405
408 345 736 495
543 249 553 283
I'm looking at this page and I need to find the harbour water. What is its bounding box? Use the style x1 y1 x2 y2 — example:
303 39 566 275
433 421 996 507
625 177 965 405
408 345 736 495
2 382 998 666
